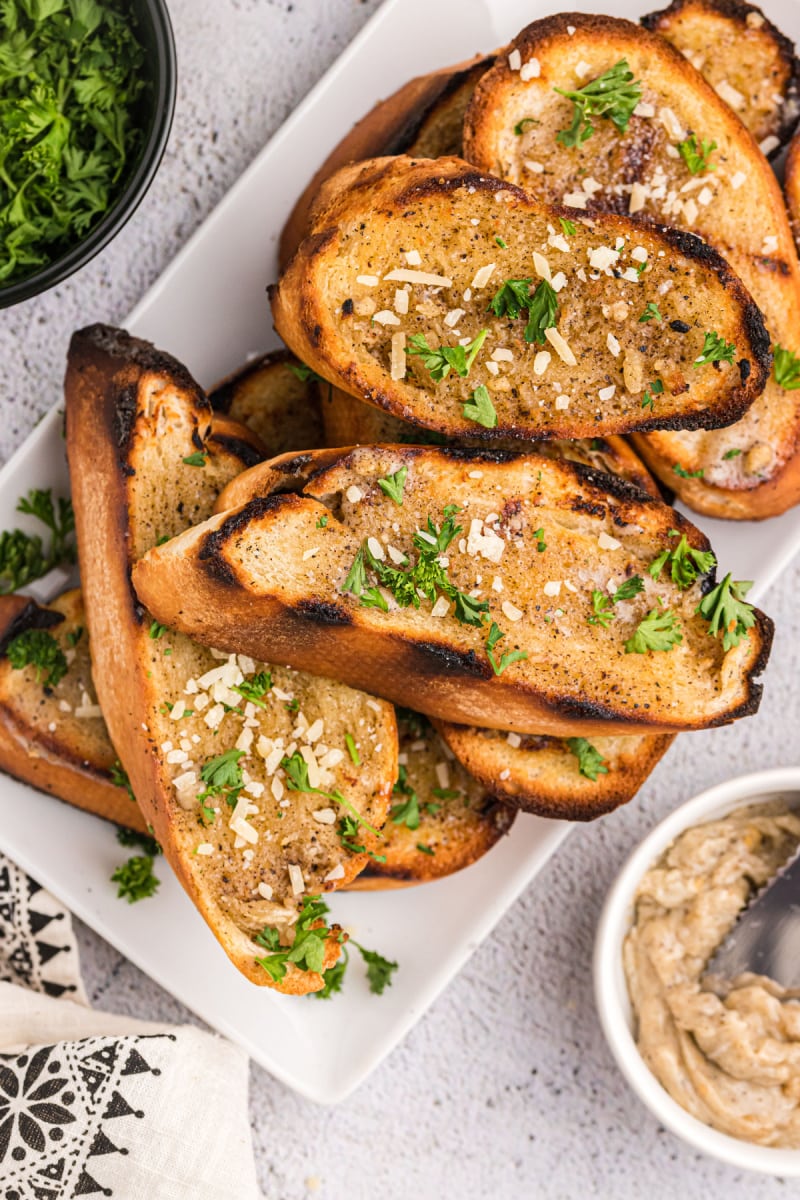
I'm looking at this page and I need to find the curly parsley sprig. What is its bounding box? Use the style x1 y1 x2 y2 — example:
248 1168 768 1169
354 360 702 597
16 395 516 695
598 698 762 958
554 59 642 147
0 488 76 594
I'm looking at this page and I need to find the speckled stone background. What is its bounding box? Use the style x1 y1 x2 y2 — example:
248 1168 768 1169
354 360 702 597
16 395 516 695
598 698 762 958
2 1 800 1196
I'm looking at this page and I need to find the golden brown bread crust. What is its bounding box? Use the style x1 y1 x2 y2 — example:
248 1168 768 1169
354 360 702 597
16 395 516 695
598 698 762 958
272 155 769 443
279 55 493 269
643 0 800 153
209 350 325 455
463 13 800 518
786 128 800 252
134 444 772 737
0 590 149 833
65 325 396 993
434 722 674 820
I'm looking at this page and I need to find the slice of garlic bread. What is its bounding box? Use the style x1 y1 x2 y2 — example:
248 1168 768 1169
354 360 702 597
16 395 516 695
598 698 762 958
785 126 800 251
66 325 397 993
434 721 674 821
133 444 772 737
462 14 800 518
0 589 148 832
643 0 800 154
273 156 768 443
209 349 326 454
349 708 515 887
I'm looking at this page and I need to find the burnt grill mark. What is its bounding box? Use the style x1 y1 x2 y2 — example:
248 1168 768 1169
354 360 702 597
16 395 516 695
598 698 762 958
293 598 353 626
0 602 63 657
571 496 607 518
411 640 490 679
209 433 263 469
191 427 204 451
670 320 690 333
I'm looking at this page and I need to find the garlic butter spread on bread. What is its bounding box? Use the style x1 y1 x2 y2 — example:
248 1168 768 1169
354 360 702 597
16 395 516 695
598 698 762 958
66 325 398 993
133 444 772 737
271 156 769 442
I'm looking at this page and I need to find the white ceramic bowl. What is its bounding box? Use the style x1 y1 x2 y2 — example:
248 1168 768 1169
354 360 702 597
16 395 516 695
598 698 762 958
594 766 800 1177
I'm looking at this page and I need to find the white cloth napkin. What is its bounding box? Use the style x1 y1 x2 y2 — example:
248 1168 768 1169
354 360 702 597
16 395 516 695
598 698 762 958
0 853 261 1199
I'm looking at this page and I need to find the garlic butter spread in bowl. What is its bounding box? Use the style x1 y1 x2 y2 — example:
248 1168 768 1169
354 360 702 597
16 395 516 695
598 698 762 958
595 768 800 1176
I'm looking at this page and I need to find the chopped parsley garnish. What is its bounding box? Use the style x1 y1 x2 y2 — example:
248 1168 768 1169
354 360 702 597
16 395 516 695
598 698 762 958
677 134 717 175
485 621 528 676
377 465 408 505
673 463 704 479
316 515 328 528
290 363 326 384
416 843 435 856
694 331 736 366
390 764 420 830
6 629 67 687
488 277 558 344
586 575 644 627
66 626 84 647
463 384 497 428
255 895 333 983
231 671 272 708
624 605 683 654
649 529 716 589
532 527 547 553
559 218 577 237
638 302 662 323
110 760 135 802
282 750 382 839
696 573 756 650
641 378 664 410
199 748 245 809
182 452 206 468
495 236 507 248
723 448 742 460
554 59 641 147
111 855 159 903
514 116 539 135
116 826 161 857
313 946 349 999
0 488 75 594
773 344 800 390
406 329 488 381
566 737 609 781
0 0 149 285
149 620 166 639
345 733 360 765
312 933 398 999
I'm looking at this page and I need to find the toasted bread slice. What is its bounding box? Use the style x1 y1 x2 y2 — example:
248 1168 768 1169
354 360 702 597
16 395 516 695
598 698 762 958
134 444 772 737
279 56 493 268
273 155 768 443
785 126 800 250
643 0 800 154
209 349 326 454
463 14 800 518
349 709 515 888
322 387 662 499
0 590 148 832
433 721 674 820
66 325 397 992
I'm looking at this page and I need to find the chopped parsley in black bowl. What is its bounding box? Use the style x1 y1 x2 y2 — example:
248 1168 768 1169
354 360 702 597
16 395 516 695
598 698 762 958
0 0 176 306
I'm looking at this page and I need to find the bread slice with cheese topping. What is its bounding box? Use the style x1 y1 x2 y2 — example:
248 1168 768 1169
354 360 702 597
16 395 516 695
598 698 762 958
463 14 800 518
66 325 398 993
209 349 326 455
643 0 800 155
133 444 772 738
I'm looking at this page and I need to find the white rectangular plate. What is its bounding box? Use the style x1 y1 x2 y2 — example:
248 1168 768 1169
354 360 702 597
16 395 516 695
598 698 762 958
0 0 798 1105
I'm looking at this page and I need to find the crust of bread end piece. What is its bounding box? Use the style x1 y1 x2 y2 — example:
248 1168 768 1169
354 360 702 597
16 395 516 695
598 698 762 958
463 13 800 518
434 721 674 820
0 590 149 833
209 349 326 456
643 0 800 153
65 325 397 993
134 443 772 737
272 155 769 443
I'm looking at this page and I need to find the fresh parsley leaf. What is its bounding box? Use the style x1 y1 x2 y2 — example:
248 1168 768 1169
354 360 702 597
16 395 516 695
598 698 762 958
677 133 717 175
559 218 576 237
111 855 159 903
116 826 161 857
182 452 206 467
6 628 67 686
489 277 533 320
533 526 547 552
463 384 497 428
66 626 84 647
390 764 420 829
624 606 683 654
554 59 641 147
231 671 272 708
696 573 755 650
641 378 664 410
255 894 333 982
345 733 360 765
283 751 382 838
198 748 245 810
566 737 609 781
316 515 328 528
638 302 662 323
149 620 166 639
723 448 742 460
694 331 736 366
110 760 135 802
416 843 435 856
313 946 349 999
514 116 539 135
495 236 507 248
290 363 325 384
649 530 716 589
488 277 558 344
587 589 615 628
773 344 800 390
342 546 368 597
354 943 398 994
485 621 528 675
0 488 76 594
377 465 408 505
406 329 488 381
673 463 704 479
612 575 645 602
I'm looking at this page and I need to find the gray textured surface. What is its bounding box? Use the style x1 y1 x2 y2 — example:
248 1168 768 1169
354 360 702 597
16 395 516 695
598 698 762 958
1 0 799 1196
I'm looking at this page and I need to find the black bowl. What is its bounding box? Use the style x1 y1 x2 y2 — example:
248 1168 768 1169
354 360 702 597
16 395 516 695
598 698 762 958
0 0 177 309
